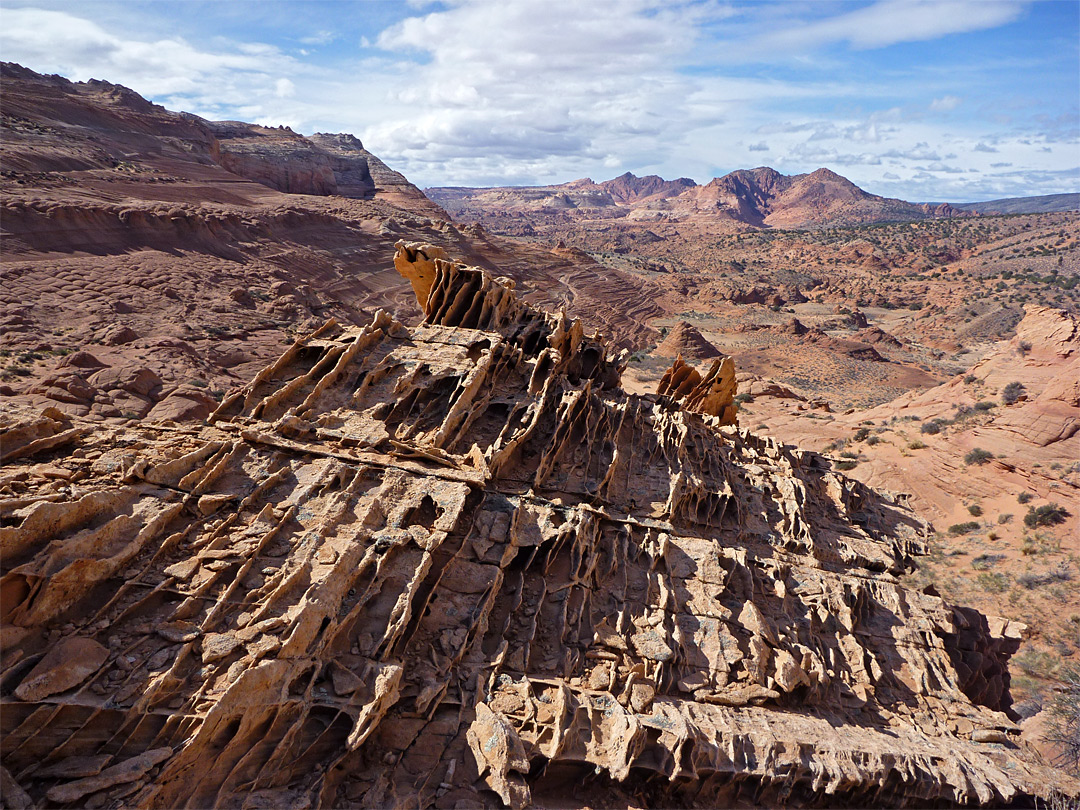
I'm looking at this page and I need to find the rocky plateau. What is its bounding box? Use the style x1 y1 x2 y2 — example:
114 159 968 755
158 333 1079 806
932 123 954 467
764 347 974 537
2 244 1078 808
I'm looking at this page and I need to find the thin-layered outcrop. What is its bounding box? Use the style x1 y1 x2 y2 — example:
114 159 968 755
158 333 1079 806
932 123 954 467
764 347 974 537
1 245 1076 809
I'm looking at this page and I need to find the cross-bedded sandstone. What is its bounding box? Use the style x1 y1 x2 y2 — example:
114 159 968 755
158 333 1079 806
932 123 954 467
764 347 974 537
1 245 1076 808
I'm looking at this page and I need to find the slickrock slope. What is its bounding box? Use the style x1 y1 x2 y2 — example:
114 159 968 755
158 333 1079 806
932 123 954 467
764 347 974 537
1 63 661 421
2 244 1076 809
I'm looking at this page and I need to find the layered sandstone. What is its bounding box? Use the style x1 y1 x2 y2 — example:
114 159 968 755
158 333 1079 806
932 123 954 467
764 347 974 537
0 63 663 421
1 245 1075 808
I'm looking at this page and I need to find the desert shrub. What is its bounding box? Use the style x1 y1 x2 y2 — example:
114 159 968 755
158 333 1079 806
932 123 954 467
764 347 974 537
1017 340 1032 355
853 427 870 441
974 400 995 411
1018 491 1034 504
1045 667 1080 777
921 420 943 435
840 451 858 459
1017 563 1071 590
834 460 859 471
907 440 926 450
1021 537 1038 556
1003 381 1025 404
1016 648 1061 678
948 521 981 536
964 374 978 384
734 392 753 404
998 513 1013 524
1025 503 1069 528
964 448 994 465
865 435 881 446
967 504 983 517
971 553 1004 570
976 572 1009 593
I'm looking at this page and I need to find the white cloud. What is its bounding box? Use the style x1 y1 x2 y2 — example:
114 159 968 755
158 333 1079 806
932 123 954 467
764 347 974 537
0 7 301 107
0 1 1072 200
761 0 1027 52
930 94 962 111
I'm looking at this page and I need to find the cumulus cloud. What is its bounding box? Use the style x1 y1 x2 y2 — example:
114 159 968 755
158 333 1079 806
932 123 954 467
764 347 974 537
0 0 1073 198
0 7 303 113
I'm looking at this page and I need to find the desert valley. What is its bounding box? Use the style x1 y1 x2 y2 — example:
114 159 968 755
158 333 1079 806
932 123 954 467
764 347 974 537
1 59 1078 809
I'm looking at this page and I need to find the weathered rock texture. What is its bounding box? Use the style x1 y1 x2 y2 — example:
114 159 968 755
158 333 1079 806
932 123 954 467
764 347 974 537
2 246 1077 809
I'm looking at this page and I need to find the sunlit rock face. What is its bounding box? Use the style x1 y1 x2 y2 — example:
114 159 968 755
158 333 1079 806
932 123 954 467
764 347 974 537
2 245 1077 809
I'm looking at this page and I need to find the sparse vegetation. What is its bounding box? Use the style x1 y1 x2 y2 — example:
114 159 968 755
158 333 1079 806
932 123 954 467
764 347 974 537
976 571 1009 593
1003 381 1025 404
1024 503 1070 528
1017 563 1071 590
971 553 1004 570
948 521 981 536
1018 491 1034 504
967 504 983 517
964 448 994 465
1044 667 1080 777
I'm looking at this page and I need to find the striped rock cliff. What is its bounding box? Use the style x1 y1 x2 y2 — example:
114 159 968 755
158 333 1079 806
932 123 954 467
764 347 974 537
1 245 1077 809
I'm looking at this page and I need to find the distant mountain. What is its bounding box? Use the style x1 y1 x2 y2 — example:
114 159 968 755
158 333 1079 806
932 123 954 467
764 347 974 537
427 167 959 229
950 193 1079 215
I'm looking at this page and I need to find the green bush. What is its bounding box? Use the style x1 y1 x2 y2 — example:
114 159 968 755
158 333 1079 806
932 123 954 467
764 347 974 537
964 448 994 465
921 420 943 435
1024 503 1069 528
971 553 1004 570
1044 666 1080 777
1018 491 1033 504
948 521 981 536
1003 381 1025 404
967 504 983 517
974 401 995 411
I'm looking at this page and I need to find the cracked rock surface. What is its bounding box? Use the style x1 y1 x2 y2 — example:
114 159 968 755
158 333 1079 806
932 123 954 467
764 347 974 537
2 245 1077 808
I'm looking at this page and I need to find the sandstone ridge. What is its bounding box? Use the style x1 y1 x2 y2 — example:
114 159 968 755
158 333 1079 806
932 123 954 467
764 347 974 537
427 167 959 230
2 246 1076 808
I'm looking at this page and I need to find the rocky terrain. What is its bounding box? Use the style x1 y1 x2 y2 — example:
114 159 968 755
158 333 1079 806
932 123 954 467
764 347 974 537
2 60 1079 807
0 63 663 426
425 162 1080 777
2 244 1077 808
428 167 959 232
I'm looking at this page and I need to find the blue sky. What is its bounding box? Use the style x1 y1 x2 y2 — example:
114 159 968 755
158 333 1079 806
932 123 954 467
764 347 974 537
1 0 1077 201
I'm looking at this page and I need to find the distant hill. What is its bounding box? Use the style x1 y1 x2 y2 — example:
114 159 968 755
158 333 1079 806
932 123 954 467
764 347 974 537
950 193 1079 215
427 167 959 229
